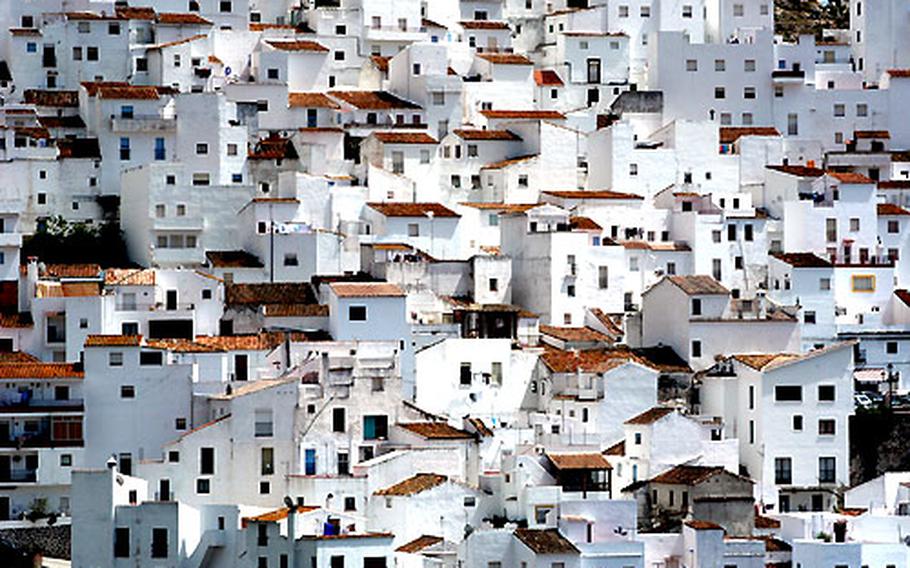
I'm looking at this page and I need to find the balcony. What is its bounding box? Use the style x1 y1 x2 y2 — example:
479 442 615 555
0 469 37 483
110 114 177 133
0 435 83 448
0 232 22 247
772 69 805 82
0 399 84 414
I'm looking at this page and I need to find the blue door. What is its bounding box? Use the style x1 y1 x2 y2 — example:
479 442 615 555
304 449 316 475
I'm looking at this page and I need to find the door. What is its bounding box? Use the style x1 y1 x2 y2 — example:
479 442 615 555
159 478 171 501
234 354 248 381
0 497 8 521
166 290 178 310
587 58 601 84
307 109 317 128
811 494 824 511
304 449 316 475
0 456 9 482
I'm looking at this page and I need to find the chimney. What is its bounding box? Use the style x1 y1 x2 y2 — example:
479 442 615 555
21 257 39 313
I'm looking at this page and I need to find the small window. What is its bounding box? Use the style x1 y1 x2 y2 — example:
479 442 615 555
714 59 725 72
407 223 420 237
175 418 187 430
818 419 835 435
349 306 367 321
775 386 802 402
818 385 835 402
852 275 875 292
283 253 298 267
714 87 726 99
744 59 756 72
110 352 124 367
686 59 698 72
120 385 135 399
691 340 702 358
792 415 803 431
196 478 210 494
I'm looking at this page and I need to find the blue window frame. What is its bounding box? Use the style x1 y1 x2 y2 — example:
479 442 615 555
154 138 165 160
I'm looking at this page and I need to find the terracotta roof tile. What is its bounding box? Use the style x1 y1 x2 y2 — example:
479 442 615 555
755 514 781 529
374 473 448 496
477 53 532 65
732 353 801 371
541 347 640 373
154 33 207 49
896 289 910 308
367 202 459 218
514 528 579 555
265 39 329 52
685 520 724 531
398 422 474 439
631 346 693 373
39 115 86 129
262 304 329 317
603 440 625 456
61 282 101 297
329 91 421 110
540 325 612 343
93 85 166 100
288 92 341 109
480 154 538 170
206 250 263 268
459 202 538 212
225 283 316 305
157 12 212 25
35 263 101 279
24 90 79 107
543 190 644 200
64 12 124 20
421 18 447 29
771 252 833 268
546 451 612 470
115 6 157 20
330 282 405 298
664 275 729 295
878 180 910 189
766 165 826 178
854 130 890 139
570 216 603 231
652 465 727 485
243 505 320 523
396 535 444 553
0 313 34 329
719 127 780 143
481 109 565 120
249 133 299 160
878 203 910 216
85 335 143 347
887 69 910 78
461 20 510 30
828 171 874 184
104 268 156 286
370 55 390 72
534 69 564 86
373 132 438 144
453 129 521 141
0 352 39 363
0 363 83 379
625 406 675 425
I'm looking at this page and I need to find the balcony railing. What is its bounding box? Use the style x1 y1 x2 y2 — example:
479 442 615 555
110 115 177 133
0 469 37 483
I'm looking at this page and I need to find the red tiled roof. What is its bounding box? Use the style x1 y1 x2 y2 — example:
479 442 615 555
719 127 780 144
422 18 447 29
854 130 890 139
755 514 781 529
459 202 539 212
243 505 320 523
104 268 156 286
603 440 625 456
477 53 532 65
116 6 157 20
652 465 727 485
373 132 438 144
329 282 405 298
570 216 602 231
262 304 329 317
396 535 444 553
374 473 448 496
85 335 143 347
546 451 612 470
766 165 826 178
453 129 521 141
288 92 341 109
828 171 874 184
329 91 421 110
94 85 166 100
370 55 390 72
367 202 459 218
878 180 910 189
541 347 637 374
481 109 565 120
249 133 299 160
157 12 212 25
64 12 124 20
685 520 724 531
540 325 611 343
398 422 474 439
461 20 510 30
24 90 79 107
878 203 910 216
514 528 579 555
0 363 83 379
266 39 329 52
543 190 644 200
732 353 801 371
886 69 910 78
226 283 315 305
534 69 564 86
480 154 538 170
206 250 263 268
896 289 910 308
664 275 729 295
625 406 675 425
771 252 833 268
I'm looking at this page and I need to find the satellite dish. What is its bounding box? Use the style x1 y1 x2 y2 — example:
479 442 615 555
225 66 232 76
